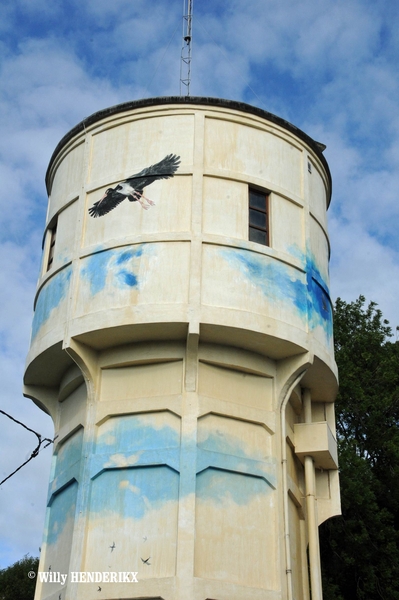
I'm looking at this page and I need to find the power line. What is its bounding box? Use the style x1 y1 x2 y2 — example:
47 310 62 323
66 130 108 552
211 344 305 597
0 410 55 486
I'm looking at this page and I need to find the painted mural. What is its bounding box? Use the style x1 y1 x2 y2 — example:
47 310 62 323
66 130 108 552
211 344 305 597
47 482 78 547
195 468 278 588
88 154 181 217
49 428 84 498
219 246 333 342
85 413 182 577
85 465 179 578
32 265 72 340
289 243 333 340
39 431 83 594
80 245 145 296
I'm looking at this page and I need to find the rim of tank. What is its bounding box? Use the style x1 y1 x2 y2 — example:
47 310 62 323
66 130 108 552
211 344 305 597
46 95 332 203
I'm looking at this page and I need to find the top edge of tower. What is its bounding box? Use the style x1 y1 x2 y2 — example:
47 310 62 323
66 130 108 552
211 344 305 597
45 95 332 202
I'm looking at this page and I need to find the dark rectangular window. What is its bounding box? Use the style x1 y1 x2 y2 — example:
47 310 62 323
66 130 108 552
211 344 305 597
249 188 269 246
47 225 57 271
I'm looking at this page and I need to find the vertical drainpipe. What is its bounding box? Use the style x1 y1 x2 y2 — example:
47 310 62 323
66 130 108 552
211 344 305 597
281 371 308 600
303 388 323 600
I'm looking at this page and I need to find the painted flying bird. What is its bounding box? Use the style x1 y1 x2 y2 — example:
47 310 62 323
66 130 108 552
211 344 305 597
109 542 115 552
88 154 181 218
141 556 151 565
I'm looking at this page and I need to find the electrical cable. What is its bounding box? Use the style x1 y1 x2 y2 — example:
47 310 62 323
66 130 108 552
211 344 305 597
0 409 55 486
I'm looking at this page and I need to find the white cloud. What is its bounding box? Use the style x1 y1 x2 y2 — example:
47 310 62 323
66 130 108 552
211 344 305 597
330 218 399 329
0 33 127 569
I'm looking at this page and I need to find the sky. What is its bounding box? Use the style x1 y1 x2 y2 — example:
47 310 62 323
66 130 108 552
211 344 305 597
0 0 398 570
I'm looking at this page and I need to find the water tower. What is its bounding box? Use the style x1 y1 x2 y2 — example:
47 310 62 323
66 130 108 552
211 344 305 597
25 97 340 600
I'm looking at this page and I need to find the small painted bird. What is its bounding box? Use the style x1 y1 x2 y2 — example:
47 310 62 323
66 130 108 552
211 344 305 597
88 154 180 218
109 542 115 552
141 556 151 565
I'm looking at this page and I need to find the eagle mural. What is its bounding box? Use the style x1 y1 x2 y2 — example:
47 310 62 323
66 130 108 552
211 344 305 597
88 154 181 218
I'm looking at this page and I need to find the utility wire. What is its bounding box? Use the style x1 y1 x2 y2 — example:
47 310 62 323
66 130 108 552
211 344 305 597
0 409 55 486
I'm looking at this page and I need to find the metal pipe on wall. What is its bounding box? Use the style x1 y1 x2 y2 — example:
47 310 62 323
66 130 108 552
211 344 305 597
303 388 323 600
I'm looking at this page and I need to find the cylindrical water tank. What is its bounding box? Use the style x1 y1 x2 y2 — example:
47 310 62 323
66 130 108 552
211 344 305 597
25 97 339 600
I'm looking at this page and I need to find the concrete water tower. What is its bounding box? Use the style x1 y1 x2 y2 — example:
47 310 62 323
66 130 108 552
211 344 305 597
25 97 340 600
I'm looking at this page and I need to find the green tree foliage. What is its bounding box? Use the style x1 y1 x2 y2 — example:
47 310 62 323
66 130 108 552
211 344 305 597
0 555 39 600
320 296 399 600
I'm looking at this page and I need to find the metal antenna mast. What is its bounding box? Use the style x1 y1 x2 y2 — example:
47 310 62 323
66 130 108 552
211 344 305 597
180 0 193 96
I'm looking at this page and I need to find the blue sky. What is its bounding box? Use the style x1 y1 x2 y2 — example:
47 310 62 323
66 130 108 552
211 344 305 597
0 0 398 569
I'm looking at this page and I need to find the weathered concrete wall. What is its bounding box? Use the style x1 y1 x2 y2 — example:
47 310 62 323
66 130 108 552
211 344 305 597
25 98 339 600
